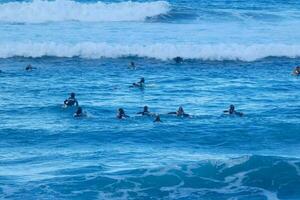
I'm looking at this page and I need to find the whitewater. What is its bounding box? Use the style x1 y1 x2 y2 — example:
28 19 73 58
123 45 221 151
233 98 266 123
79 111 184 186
0 0 170 22
1 0 300 61
2 42 300 61
1 0 300 200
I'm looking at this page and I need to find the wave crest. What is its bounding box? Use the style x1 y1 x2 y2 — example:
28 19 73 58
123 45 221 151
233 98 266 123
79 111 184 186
0 0 170 23
1 42 300 61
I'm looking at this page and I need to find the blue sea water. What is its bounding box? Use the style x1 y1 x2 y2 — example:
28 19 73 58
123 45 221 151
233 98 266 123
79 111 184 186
1 0 300 199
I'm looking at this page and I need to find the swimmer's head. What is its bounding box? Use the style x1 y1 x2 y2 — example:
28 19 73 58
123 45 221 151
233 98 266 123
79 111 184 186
130 61 135 66
70 93 76 98
140 77 145 83
229 105 235 113
118 108 125 114
178 106 184 113
143 106 148 112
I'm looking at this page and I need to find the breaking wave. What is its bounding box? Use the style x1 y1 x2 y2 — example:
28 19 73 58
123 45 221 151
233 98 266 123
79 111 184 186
0 0 170 23
1 42 300 61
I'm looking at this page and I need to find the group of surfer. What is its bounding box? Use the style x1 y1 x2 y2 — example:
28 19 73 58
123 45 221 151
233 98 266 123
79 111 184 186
1 61 300 75
2 62 299 122
63 92 244 122
116 106 191 122
63 93 84 117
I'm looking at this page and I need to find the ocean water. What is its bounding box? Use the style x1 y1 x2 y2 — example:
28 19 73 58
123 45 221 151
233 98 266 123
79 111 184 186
1 0 300 200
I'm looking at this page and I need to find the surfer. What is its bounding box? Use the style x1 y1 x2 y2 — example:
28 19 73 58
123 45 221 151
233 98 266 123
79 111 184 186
64 93 79 107
73 106 86 117
154 115 162 123
168 106 190 117
128 61 136 69
131 77 145 88
25 64 36 71
293 66 300 76
223 105 243 116
137 106 153 116
117 108 129 119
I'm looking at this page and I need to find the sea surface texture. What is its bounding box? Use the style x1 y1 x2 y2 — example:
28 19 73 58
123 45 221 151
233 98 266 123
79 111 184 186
1 0 300 199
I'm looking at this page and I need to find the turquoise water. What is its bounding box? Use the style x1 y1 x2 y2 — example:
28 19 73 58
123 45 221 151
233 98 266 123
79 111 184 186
1 0 300 199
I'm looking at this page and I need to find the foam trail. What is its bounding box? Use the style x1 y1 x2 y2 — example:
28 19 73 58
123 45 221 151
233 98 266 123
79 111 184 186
1 42 300 61
0 0 170 23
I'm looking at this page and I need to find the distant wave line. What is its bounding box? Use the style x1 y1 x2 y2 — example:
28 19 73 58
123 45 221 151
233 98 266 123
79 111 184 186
1 42 300 61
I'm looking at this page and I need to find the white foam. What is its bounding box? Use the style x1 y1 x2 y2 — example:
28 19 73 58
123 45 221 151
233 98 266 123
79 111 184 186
1 42 300 61
0 0 170 23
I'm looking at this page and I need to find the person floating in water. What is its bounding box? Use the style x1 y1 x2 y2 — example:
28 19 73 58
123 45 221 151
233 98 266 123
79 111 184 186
292 66 300 76
173 56 183 64
154 115 162 123
64 92 79 107
128 61 136 69
137 106 153 116
117 108 129 119
223 105 244 116
73 106 86 117
131 77 145 88
168 106 190 117
25 64 36 71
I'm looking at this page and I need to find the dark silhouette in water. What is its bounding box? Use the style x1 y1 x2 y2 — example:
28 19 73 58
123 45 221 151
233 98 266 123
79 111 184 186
131 77 145 88
64 93 79 107
74 106 85 117
137 106 153 116
117 108 129 119
25 64 36 71
293 66 300 76
168 106 190 117
224 105 244 116
128 61 136 69
154 115 162 123
173 56 183 63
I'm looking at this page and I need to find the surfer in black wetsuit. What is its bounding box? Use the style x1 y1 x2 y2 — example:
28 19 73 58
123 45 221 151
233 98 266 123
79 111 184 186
223 105 243 116
25 64 36 71
117 108 129 119
129 61 136 69
74 106 85 117
64 93 79 107
154 115 162 123
131 77 145 88
293 66 300 76
168 106 190 117
137 106 153 116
